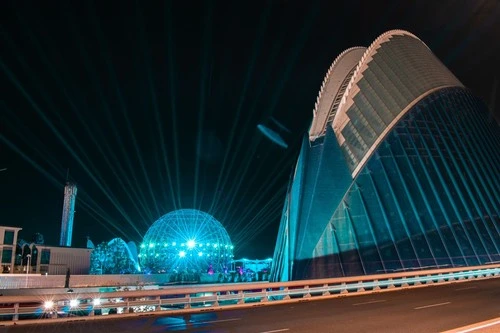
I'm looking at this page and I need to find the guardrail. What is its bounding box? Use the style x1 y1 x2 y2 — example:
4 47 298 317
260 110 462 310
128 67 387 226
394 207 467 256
0 264 499 326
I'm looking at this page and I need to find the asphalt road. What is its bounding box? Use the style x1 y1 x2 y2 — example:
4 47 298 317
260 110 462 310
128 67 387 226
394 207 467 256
1 278 499 333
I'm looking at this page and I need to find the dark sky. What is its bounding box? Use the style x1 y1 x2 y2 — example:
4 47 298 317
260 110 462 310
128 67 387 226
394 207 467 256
1 0 499 259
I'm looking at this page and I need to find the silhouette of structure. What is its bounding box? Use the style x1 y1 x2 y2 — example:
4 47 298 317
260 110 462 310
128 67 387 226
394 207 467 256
271 30 500 282
59 182 77 247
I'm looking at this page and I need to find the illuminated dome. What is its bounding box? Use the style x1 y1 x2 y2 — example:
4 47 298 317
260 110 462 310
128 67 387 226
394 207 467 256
139 209 234 273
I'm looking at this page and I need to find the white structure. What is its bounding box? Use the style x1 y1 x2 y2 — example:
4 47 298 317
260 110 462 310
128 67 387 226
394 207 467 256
309 30 462 178
26 244 91 275
1 225 91 275
0 226 22 274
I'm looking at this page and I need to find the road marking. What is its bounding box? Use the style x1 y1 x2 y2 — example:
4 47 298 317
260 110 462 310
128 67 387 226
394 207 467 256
198 318 241 324
441 318 500 332
352 300 386 306
454 286 477 291
259 329 290 333
414 302 450 310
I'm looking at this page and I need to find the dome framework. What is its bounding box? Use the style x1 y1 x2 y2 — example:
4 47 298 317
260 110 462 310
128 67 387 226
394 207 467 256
139 209 234 273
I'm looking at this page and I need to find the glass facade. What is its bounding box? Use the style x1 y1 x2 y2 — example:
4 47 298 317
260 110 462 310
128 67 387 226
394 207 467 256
271 31 500 282
1 249 13 264
333 33 462 177
40 249 51 265
3 230 14 245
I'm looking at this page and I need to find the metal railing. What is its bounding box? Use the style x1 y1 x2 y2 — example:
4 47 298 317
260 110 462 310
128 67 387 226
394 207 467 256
0 264 498 326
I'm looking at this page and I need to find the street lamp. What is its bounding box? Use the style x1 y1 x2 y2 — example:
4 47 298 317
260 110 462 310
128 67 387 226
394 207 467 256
25 254 32 288
26 254 31 274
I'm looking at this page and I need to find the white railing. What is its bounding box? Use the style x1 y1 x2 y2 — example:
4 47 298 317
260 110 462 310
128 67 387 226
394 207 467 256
0 264 498 326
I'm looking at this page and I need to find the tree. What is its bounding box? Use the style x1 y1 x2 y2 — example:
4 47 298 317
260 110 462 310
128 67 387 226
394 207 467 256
31 233 45 245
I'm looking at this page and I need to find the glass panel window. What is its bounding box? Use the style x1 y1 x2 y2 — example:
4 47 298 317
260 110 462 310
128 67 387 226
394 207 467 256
4 231 14 245
1 248 13 264
41 249 51 265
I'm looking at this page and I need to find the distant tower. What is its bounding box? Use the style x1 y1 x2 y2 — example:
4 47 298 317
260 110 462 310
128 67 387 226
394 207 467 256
60 182 77 247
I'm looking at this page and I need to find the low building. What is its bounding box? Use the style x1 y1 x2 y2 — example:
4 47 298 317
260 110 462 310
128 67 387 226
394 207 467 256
0 225 92 275
0 226 22 273
26 244 92 275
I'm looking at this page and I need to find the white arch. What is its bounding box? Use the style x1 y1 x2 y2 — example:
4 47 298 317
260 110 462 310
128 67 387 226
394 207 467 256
331 30 463 177
108 238 140 271
332 30 428 135
308 47 366 141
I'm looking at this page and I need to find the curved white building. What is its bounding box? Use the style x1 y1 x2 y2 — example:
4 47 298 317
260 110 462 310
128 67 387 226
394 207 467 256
271 30 500 281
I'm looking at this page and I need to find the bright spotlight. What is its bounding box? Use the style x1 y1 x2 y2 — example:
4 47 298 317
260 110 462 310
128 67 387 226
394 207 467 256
138 210 234 273
93 299 101 306
69 299 79 307
44 301 54 309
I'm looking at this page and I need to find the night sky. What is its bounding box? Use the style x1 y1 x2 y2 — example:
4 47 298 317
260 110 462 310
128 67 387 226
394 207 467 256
1 0 499 259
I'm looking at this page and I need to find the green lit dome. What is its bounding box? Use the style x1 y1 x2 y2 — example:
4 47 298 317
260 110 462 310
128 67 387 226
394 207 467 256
139 209 233 273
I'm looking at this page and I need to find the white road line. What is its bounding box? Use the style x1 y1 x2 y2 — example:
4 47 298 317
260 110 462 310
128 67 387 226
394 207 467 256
442 319 500 333
454 286 477 291
352 300 386 306
198 318 241 324
259 329 290 333
414 302 451 310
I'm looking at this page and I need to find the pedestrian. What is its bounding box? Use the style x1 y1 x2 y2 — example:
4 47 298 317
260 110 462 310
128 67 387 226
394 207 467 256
65 268 71 288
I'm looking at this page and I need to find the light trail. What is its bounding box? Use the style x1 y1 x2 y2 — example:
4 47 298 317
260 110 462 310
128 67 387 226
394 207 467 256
135 3 178 211
208 3 273 216
1 19 149 235
1 2 329 254
214 3 319 243
0 133 129 239
193 2 212 210
91 8 162 221
63 6 157 225
1 62 143 231
165 1 182 209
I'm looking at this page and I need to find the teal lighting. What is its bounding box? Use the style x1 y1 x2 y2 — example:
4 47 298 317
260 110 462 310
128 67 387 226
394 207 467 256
271 31 500 282
139 209 234 273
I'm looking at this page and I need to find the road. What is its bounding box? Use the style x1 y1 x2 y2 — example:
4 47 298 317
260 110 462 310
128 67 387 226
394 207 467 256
1 278 499 333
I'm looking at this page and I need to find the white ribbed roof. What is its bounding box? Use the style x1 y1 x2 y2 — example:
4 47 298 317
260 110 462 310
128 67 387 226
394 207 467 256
332 30 427 136
308 47 366 141
329 30 463 178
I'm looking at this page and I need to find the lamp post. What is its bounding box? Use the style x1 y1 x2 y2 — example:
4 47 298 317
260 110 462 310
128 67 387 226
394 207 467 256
25 254 31 288
26 254 31 274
